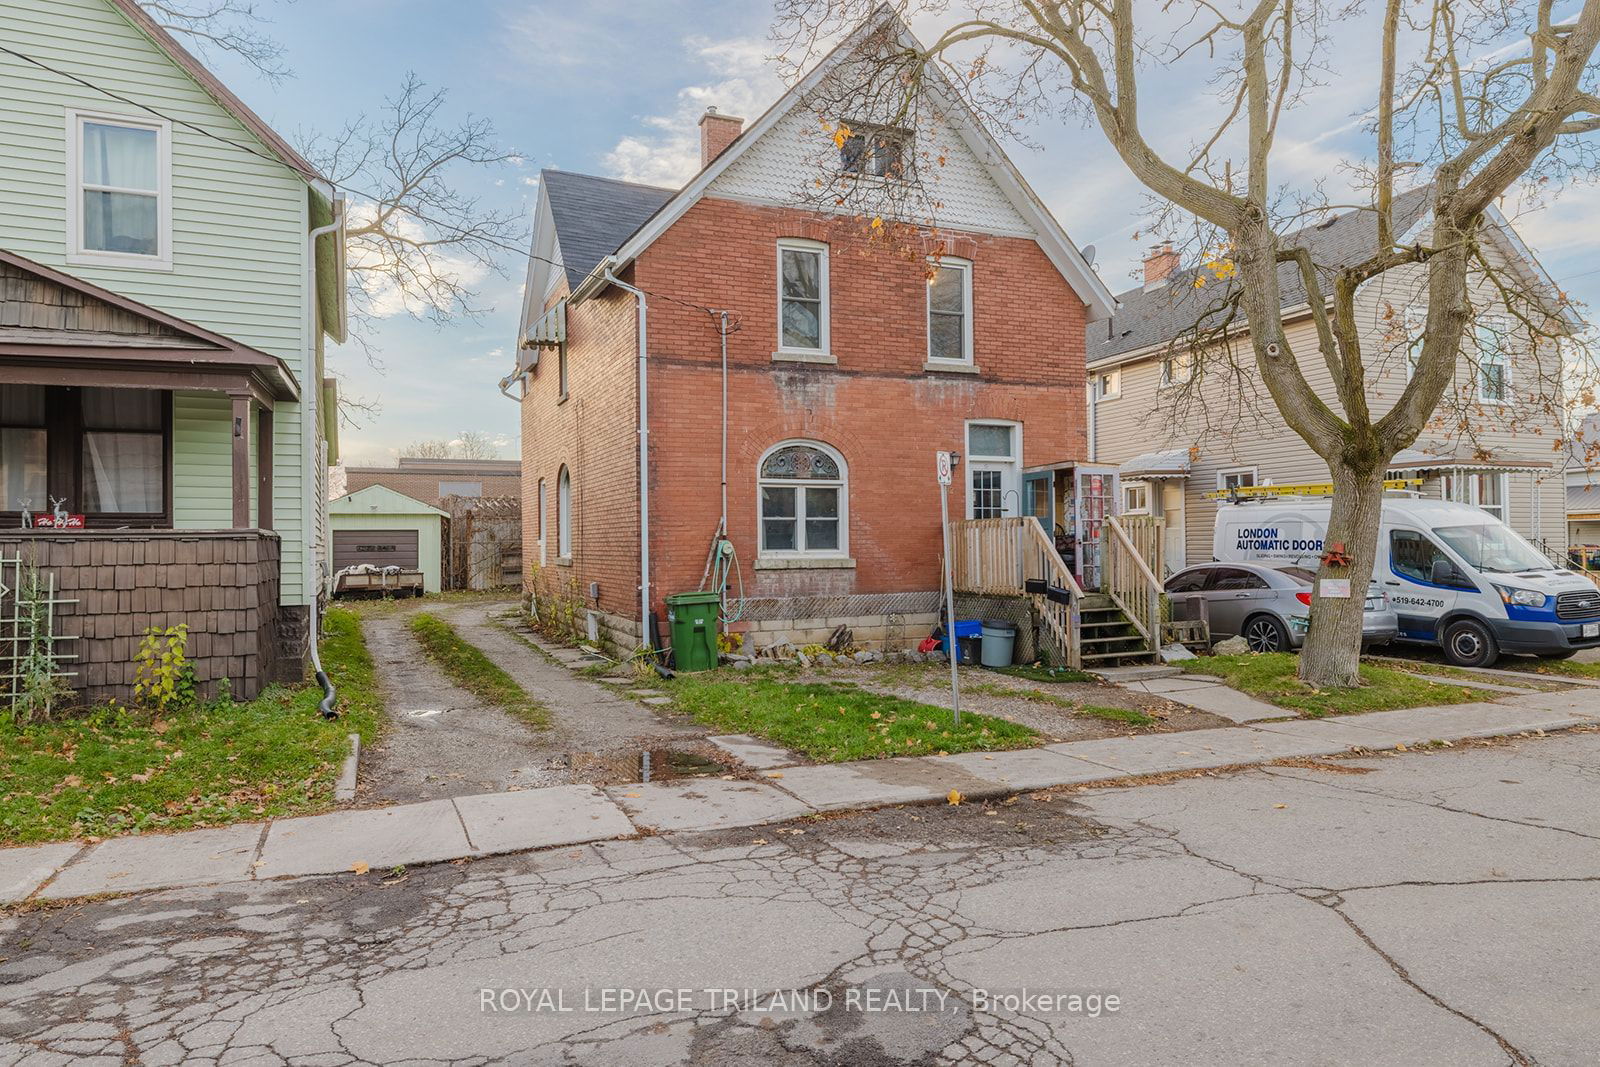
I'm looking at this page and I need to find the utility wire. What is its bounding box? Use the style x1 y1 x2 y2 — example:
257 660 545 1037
0 41 743 324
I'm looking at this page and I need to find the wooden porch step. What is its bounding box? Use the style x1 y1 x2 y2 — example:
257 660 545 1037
1078 594 1116 610
1082 650 1154 664
1081 634 1149 647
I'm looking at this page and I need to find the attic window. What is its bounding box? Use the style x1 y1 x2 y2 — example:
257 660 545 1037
840 124 911 180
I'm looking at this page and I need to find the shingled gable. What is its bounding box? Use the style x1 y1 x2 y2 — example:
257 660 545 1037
0 248 299 401
524 5 1113 323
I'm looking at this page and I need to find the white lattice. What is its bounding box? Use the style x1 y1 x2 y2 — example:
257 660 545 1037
0 554 79 702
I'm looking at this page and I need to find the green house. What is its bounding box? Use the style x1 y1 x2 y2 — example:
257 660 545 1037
0 0 345 702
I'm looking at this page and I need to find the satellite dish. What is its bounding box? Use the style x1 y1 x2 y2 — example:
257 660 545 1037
1081 244 1097 266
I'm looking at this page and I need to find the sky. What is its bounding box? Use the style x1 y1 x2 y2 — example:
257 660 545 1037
190 0 1600 467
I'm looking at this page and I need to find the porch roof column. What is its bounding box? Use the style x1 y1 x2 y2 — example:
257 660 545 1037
231 394 251 529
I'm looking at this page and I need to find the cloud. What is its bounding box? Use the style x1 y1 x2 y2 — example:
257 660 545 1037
602 34 785 187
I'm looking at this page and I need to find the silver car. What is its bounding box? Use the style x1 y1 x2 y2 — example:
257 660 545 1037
1164 562 1398 653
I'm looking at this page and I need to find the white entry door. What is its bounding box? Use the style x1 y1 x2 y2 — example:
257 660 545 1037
1159 481 1186 574
966 421 1021 518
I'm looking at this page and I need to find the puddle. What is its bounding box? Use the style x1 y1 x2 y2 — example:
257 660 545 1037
567 747 731 785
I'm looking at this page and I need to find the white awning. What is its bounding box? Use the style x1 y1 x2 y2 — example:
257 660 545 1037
1119 448 1191 480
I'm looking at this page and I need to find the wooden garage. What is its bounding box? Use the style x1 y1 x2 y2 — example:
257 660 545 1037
328 484 447 593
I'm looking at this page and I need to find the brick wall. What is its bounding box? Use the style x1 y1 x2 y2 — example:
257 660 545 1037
520 196 1090 646
520 282 644 632
0 531 289 705
342 467 522 507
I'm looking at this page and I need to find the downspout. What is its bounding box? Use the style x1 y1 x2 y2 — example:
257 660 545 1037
306 195 343 717
604 268 653 649
719 311 729 530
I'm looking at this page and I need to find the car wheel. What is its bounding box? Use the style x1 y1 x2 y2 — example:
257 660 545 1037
1442 618 1499 668
1243 614 1290 654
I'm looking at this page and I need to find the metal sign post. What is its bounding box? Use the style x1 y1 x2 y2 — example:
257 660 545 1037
937 450 961 726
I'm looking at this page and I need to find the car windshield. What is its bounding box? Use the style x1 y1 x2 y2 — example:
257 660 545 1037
1434 523 1551 574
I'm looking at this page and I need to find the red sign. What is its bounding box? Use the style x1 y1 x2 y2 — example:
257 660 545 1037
29 513 86 529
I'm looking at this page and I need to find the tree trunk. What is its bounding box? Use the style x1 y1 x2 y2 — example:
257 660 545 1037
1299 462 1388 688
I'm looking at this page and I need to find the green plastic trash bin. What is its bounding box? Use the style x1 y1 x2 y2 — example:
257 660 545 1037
666 591 722 672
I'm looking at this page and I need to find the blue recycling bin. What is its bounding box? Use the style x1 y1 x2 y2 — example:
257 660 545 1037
939 619 983 663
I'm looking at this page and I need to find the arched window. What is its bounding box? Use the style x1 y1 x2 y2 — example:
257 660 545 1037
556 466 571 559
758 441 847 556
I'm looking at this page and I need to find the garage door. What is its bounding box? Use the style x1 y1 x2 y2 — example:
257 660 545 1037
333 529 419 571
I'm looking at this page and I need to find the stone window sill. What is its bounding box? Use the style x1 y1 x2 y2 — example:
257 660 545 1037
554 556 573 568
924 360 980 375
754 556 856 571
772 350 838 366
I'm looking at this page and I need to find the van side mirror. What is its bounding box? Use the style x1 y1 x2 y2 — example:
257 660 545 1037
1431 559 1461 586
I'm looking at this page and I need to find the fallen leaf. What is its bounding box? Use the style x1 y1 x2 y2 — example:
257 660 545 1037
350 862 370 875
752 838 768 845
1395 743 1408 752
1273 804 1288 810
982 810 998 817
766 771 785 779
623 792 642 798
947 789 963 806
983 755 995 761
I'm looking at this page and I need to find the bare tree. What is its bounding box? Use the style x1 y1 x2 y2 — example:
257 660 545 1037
401 432 502 461
141 5 528 365
303 75 528 347
141 0 292 82
776 2 1600 687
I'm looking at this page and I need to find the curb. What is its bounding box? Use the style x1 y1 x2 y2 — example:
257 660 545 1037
334 734 360 803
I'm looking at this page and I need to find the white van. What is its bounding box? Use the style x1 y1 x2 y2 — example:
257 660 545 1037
1213 494 1600 666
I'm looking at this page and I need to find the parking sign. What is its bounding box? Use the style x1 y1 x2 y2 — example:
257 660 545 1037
936 451 953 486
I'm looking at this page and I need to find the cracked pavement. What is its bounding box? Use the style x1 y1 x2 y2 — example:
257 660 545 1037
2 731 1596 1065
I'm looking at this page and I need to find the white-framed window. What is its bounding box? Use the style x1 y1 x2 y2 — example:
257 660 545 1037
1095 368 1121 400
556 465 572 559
758 441 847 557
535 478 547 565
1161 350 1195 386
1443 470 1507 521
66 110 172 270
966 420 1021 519
1403 305 1425 380
777 239 829 355
1217 467 1256 492
1122 481 1150 514
1476 315 1510 403
926 257 973 365
840 124 911 180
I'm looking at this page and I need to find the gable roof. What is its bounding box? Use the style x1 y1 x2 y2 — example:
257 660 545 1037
0 247 299 399
543 171 675 293
329 483 448 518
1091 186 1435 366
549 5 1114 321
104 0 323 185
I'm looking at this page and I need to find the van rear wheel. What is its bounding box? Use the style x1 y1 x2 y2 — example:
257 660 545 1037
1442 618 1499 668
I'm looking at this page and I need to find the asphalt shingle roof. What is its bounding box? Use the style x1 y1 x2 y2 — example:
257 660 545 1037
542 170 676 292
1089 186 1435 365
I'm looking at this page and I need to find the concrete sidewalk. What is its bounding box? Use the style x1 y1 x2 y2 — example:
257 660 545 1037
5 691 1597 906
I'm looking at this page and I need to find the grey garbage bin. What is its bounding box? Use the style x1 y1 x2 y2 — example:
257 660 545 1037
980 619 1017 667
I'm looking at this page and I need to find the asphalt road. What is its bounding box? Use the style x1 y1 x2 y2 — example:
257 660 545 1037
2 730 1596 1066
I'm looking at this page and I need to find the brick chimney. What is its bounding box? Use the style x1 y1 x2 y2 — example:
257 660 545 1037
1143 242 1180 289
698 108 744 170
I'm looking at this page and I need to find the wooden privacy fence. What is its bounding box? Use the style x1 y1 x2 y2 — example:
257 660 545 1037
442 495 523 590
1100 514 1164 656
947 517 1084 668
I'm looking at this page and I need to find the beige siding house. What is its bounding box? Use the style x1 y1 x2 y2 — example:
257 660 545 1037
1088 188 1572 576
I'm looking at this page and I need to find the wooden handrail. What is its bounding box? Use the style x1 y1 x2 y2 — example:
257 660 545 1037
946 516 1082 669
1104 515 1162 590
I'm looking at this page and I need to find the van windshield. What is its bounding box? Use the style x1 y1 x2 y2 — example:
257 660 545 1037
1434 524 1551 574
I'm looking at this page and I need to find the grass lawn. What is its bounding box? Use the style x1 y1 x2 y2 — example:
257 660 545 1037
1479 656 1600 680
408 612 551 728
0 608 382 846
665 675 1038 761
1181 652 1485 717
963 682 1156 727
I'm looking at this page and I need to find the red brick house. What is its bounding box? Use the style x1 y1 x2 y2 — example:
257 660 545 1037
503 10 1115 655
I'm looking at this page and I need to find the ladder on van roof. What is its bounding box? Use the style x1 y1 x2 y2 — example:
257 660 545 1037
1201 478 1424 501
